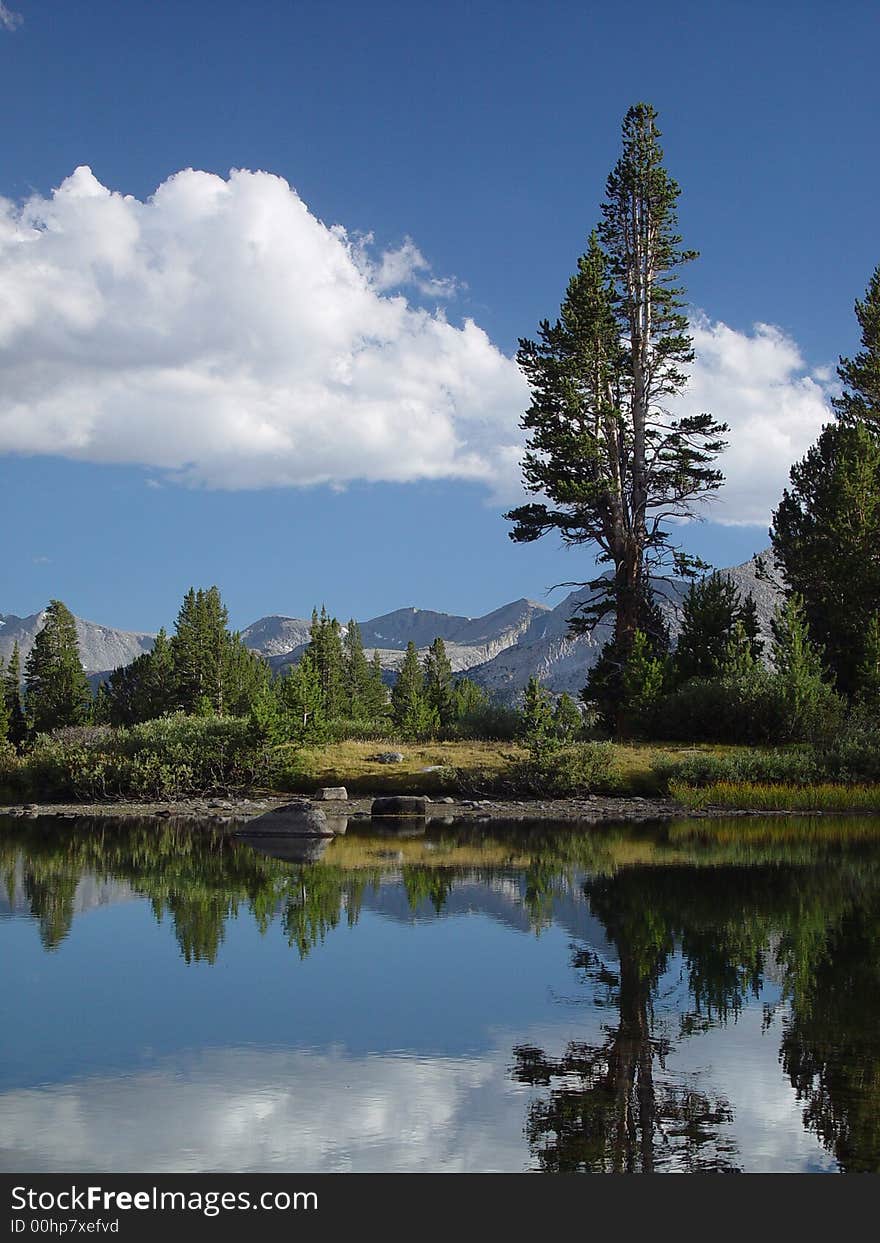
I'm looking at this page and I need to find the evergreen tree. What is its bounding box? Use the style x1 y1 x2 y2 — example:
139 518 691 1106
451 677 488 720
342 620 371 717
170 587 230 713
520 676 557 762
103 628 177 725
305 607 345 719
90 681 113 725
277 651 326 743
674 572 756 683
0 658 8 743
144 628 176 717
770 594 840 740
719 621 760 681
362 649 389 718
24 600 91 733
3 641 27 746
833 263 880 427
505 103 727 706
553 692 583 743
247 682 287 747
620 629 667 733
582 586 669 735
222 633 270 716
168 586 261 716
391 642 435 739
423 637 455 730
771 421 880 697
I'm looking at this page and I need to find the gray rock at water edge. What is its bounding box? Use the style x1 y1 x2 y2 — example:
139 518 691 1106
371 795 429 818
314 786 348 801
370 752 405 764
324 815 348 835
237 802 332 837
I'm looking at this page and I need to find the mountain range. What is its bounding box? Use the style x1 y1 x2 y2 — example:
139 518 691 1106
1 550 776 701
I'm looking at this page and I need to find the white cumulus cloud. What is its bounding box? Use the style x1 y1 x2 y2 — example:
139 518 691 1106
0 166 527 490
680 317 834 526
0 165 833 523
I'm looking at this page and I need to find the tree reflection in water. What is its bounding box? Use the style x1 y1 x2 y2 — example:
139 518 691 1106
3 814 880 1171
513 858 880 1173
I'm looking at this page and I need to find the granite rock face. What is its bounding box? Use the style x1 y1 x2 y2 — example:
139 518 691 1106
0 610 154 673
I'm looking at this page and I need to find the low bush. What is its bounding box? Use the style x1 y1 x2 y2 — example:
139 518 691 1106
653 747 821 791
1 714 281 802
814 717 880 783
504 742 620 797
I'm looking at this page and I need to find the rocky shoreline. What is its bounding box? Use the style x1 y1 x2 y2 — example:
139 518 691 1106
0 793 739 825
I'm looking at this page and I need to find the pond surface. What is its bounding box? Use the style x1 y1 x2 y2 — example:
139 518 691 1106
2 813 880 1173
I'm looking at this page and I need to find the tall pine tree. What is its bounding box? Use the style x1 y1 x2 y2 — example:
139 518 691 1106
24 600 91 734
277 651 326 743
3 641 27 746
342 620 372 717
771 263 880 698
770 594 839 740
305 607 345 719
771 421 880 697
506 103 727 714
103 628 177 725
363 649 389 718
423 637 455 730
674 573 761 683
0 658 8 743
391 641 436 739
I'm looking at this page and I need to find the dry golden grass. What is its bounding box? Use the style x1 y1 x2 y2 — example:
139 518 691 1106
280 739 526 794
670 780 880 813
277 738 814 800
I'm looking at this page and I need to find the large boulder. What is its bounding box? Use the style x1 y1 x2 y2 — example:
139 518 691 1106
371 795 429 819
238 802 332 837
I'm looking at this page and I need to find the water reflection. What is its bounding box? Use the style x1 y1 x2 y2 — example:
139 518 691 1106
2 813 880 1172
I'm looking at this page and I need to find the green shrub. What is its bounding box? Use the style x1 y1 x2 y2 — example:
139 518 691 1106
7 714 281 801
650 669 843 745
655 722 880 798
814 717 880 783
653 748 821 791
506 742 619 797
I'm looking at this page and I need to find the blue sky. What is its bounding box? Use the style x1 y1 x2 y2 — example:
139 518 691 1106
1 0 878 631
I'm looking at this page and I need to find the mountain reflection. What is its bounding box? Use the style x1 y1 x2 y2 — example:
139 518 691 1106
2 813 880 1172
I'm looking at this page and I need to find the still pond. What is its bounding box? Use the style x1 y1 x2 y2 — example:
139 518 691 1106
2 812 879 1173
